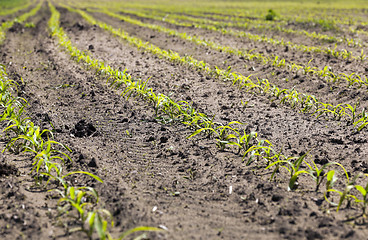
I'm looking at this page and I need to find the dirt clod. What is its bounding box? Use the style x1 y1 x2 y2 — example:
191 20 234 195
72 119 97 137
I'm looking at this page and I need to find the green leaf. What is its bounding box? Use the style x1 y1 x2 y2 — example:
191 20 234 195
355 185 367 197
326 170 336 183
187 127 215 139
225 134 238 141
118 226 163 240
294 152 308 171
78 187 99 203
71 202 84 216
288 170 308 191
63 171 103 183
95 213 106 240
76 190 86 204
228 121 242 126
88 211 96 230
69 187 75 200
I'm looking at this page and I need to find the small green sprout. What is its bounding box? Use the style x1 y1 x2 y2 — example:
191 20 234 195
24 22 35 28
265 152 308 191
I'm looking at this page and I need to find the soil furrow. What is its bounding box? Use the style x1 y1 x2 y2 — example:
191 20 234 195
1 2 368 240
57 6 368 173
116 9 365 56
54 5 368 240
81 10 368 111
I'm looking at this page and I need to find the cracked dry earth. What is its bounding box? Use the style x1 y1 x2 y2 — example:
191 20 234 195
1 1 368 240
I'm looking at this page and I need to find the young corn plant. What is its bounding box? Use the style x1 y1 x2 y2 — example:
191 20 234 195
353 108 368 131
359 49 366 61
265 152 308 191
187 122 242 151
55 185 112 240
233 131 258 154
302 59 315 75
242 140 273 166
29 140 72 178
1 101 29 137
345 102 359 124
325 174 358 213
325 170 338 195
4 122 52 152
313 102 347 120
280 88 300 108
50 173 161 240
303 160 348 192
2 108 30 135
300 94 318 113
350 174 368 218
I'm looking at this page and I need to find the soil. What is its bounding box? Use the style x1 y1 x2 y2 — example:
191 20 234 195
1 1 368 240
86 10 368 110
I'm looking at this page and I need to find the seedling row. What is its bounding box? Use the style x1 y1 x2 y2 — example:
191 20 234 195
57 4 368 134
1 0 368 239
48 1 368 229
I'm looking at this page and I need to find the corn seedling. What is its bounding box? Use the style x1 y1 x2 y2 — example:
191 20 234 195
303 160 348 192
187 121 242 151
233 131 258 154
345 102 359 124
325 173 357 212
242 141 273 166
265 152 308 191
350 174 368 217
54 185 113 239
353 108 368 131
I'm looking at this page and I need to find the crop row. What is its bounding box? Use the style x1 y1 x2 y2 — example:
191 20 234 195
76 3 363 63
116 2 364 46
148 4 368 49
143 8 362 47
53 3 368 222
68 1 368 63
282 14 368 47
83 7 368 92
0 0 36 16
0 61 157 240
122 0 368 39
240 7 368 39
0 64 110 239
276 8 367 32
0 2 159 239
0 0 42 44
140 10 364 57
66 0 365 50
176 6 356 35
59 4 368 132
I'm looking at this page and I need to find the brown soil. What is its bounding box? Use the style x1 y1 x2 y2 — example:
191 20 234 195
1 2 368 240
85 10 368 113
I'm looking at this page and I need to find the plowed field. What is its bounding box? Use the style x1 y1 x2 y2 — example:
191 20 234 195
1 0 368 239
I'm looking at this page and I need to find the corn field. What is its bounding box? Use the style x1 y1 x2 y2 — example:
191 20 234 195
1 0 368 239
